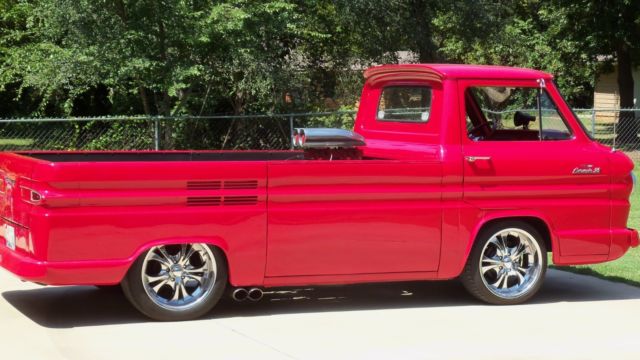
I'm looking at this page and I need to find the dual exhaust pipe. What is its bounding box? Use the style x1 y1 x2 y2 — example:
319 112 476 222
232 287 263 302
292 128 366 149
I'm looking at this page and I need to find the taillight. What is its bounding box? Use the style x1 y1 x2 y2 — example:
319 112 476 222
20 186 44 205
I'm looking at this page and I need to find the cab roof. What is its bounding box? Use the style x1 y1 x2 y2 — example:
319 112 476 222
364 64 553 83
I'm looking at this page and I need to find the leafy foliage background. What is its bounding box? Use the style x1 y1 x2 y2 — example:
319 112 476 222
0 1 639 149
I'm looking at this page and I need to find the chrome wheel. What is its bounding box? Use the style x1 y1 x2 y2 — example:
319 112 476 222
479 228 543 299
141 244 217 311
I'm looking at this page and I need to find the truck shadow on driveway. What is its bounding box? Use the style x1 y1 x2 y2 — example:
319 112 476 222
3 269 640 329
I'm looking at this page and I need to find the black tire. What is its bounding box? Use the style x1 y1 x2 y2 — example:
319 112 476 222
461 220 547 305
121 244 228 321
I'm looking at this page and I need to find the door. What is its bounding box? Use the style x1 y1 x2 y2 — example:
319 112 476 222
461 80 611 256
266 160 442 276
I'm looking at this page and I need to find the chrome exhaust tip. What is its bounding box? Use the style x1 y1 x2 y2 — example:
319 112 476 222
232 288 249 302
248 287 264 302
293 128 365 148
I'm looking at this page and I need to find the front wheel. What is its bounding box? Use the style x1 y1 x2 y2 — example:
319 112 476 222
461 221 547 305
121 243 227 321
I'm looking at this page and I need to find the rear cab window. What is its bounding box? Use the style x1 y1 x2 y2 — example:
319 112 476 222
356 79 444 150
377 86 432 122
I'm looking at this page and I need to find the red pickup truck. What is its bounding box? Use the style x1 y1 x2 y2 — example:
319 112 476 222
0 64 637 321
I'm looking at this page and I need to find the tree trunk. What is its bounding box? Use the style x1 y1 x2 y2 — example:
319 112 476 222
411 0 437 63
616 43 637 145
225 92 247 149
154 1 173 149
114 0 127 23
138 86 152 115
138 86 158 150
232 92 244 115
160 91 173 149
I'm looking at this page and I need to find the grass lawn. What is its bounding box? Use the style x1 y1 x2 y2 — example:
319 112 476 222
0 138 34 146
552 162 640 286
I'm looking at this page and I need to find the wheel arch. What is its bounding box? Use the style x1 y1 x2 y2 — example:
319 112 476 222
117 236 232 283
463 213 556 268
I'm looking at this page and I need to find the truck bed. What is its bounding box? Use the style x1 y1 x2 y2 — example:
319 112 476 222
0 150 274 286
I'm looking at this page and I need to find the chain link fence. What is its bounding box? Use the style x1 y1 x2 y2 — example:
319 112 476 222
0 112 356 151
0 109 639 154
573 108 640 158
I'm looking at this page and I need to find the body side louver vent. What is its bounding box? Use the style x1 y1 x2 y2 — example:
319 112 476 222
223 196 259 206
187 196 222 206
224 180 258 189
187 181 222 190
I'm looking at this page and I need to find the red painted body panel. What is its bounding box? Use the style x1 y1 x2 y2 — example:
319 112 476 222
266 160 442 276
0 64 636 288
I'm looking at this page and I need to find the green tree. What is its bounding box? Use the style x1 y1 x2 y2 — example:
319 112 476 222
434 1 596 105
1 0 628 124
559 0 640 142
338 1 600 106
336 0 442 62
0 0 332 117
200 0 328 114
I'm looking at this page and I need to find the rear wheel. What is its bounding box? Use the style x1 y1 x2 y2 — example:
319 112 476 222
461 221 547 304
121 243 227 321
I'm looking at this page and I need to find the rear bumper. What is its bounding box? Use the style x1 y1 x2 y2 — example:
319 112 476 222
0 244 130 285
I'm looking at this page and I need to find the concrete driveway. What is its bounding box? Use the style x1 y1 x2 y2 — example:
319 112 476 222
0 268 639 360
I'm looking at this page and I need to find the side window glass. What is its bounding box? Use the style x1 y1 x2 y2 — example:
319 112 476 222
466 86 572 141
539 91 572 139
377 86 432 122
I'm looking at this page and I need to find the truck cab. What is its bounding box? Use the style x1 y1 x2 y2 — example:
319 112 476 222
357 64 636 269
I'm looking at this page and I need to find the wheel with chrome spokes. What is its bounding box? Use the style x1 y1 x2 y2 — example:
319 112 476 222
122 244 227 321
462 221 547 304
142 244 217 310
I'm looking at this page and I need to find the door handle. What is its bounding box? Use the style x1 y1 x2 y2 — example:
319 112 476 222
465 156 491 163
